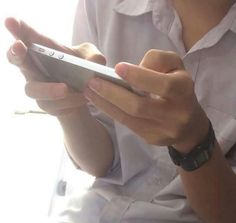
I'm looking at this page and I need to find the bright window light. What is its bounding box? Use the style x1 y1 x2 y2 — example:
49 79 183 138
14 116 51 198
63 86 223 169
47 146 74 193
0 1 88 223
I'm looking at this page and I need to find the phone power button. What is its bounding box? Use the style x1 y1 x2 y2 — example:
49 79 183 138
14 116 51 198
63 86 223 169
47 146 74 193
58 54 64 59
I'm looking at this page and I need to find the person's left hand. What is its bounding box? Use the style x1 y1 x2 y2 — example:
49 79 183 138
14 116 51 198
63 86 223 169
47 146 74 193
84 50 209 154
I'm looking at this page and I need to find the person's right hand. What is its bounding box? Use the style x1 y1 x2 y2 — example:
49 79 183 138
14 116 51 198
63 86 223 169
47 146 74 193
5 17 106 116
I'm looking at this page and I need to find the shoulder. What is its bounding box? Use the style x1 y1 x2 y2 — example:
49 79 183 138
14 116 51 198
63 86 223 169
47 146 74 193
78 0 122 15
72 0 123 45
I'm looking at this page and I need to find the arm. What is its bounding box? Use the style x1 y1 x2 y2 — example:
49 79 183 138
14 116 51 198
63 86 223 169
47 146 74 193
179 143 236 223
5 18 114 177
83 49 236 222
58 106 114 177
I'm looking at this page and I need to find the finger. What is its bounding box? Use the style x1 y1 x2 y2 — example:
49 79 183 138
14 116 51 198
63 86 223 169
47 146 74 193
140 49 184 73
83 87 170 145
37 92 86 115
87 78 146 117
7 40 46 81
84 86 160 133
5 17 51 46
72 43 106 65
86 78 175 121
25 82 69 100
5 17 76 55
5 18 105 64
115 63 176 97
5 17 21 40
7 40 27 66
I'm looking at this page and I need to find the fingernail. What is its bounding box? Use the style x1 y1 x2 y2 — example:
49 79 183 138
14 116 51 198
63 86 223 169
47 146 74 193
84 88 93 100
115 63 128 79
10 46 16 56
89 78 101 91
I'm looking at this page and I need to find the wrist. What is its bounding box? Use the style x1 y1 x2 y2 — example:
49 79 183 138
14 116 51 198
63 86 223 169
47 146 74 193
168 119 216 171
57 104 89 123
174 113 210 154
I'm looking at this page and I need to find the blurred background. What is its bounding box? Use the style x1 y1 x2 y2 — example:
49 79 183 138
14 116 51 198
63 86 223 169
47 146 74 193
0 1 93 222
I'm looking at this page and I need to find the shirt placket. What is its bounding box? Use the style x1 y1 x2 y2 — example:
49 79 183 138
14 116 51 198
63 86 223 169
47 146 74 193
183 51 201 84
99 196 135 223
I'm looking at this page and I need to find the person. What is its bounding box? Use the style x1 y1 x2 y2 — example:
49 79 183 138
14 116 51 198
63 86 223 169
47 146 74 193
5 0 236 222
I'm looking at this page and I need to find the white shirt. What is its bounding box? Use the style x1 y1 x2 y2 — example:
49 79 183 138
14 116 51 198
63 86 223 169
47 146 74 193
58 0 236 222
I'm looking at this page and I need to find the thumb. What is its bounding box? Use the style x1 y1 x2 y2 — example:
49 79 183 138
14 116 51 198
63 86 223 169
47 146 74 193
140 49 185 73
72 43 106 65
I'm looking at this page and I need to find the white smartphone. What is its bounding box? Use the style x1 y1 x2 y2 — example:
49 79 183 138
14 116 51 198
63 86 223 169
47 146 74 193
28 43 130 91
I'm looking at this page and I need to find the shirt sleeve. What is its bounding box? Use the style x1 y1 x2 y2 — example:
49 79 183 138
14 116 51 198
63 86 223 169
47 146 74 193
215 117 236 173
71 0 120 175
205 106 236 174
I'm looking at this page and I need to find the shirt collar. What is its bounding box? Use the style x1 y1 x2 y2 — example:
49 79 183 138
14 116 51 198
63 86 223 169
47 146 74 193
114 0 236 54
114 1 236 30
229 3 236 33
114 0 174 32
114 0 153 16
194 1 236 53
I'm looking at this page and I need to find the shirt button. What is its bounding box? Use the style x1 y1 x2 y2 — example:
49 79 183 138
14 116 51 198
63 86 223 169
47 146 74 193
56 180 67 196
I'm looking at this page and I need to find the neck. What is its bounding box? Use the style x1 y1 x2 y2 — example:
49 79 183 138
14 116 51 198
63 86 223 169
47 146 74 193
173 0 235 51
173 0 235 19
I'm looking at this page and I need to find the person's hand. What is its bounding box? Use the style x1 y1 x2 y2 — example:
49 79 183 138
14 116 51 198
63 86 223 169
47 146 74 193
5 17 105 116
84 50 209 153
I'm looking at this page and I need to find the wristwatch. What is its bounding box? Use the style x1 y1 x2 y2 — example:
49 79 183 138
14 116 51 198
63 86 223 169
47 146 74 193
168 121 215 171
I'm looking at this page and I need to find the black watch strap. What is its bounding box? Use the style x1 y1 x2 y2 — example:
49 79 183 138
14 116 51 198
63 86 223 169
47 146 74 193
168 121 215 171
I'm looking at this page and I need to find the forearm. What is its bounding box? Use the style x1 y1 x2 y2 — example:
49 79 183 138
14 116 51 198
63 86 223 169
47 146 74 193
179 142 236 223
58 105 114 177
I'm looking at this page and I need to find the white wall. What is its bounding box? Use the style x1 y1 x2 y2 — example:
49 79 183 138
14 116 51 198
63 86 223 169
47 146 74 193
0 1 79 223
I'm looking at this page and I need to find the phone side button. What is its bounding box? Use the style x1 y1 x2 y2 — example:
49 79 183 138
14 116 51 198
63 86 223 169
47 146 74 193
58 54 64 59
38 48 45 52
49 51 55 56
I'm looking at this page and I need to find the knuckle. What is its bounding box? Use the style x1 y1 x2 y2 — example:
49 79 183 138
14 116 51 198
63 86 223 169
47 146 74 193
79 42 94 49
145 134 165 146
145 136 156 145
145 49 165 63
166 51 184 68
145 49 159 58
36 100 54 115
36 100 47 111
166 50 180 59
6 50 12 63
162 76 175 96
73 42 94 58
20 68 33 81
143 49 180 72
118 113 128 125
171 126 183 139
129 98 146 117
7 49 24 67
87 53 106 65
144 50 183 69
6 49 15 65
180 111 192 125
185 75 194 94
166 50 179 58
76 42 93 54
176 71 195 97
24 82 33 97
75 42 106 65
